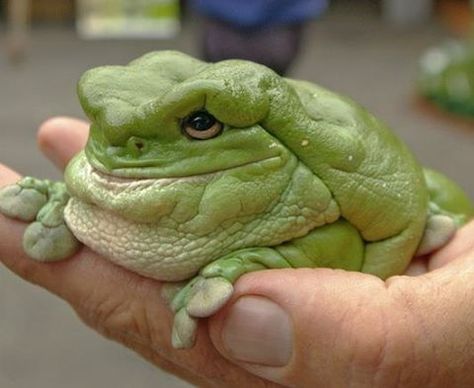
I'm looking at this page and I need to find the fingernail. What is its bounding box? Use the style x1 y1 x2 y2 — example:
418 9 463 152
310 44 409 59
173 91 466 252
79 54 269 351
221 296 292 366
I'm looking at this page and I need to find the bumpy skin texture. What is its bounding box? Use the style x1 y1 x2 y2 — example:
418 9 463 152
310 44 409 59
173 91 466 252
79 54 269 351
1 51 473 348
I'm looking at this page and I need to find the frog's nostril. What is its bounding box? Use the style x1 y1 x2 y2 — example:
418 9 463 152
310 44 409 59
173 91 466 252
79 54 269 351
127 137 147 155
135 139 145 150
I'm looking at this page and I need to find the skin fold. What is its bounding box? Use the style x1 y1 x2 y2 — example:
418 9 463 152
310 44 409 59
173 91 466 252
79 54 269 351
0 51 472 349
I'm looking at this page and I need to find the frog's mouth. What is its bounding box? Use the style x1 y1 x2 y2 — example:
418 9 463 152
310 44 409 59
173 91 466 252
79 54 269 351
85 144 288 181
65 153 220 223
88 158 222 193
64 150 297 223
69 152 228 195
87 153 286 191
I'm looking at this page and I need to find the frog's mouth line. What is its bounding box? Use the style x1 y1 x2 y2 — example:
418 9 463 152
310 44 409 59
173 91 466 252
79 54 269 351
87 155 284 189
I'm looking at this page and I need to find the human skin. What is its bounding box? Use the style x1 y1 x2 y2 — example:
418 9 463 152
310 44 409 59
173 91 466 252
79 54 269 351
1 117 474 387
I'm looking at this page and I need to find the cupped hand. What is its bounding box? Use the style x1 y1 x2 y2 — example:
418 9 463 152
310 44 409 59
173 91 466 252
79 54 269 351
1 117 474 387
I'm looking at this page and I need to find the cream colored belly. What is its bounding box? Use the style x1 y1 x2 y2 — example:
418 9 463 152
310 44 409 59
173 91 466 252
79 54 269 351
64 192 331 282
64 198 212 281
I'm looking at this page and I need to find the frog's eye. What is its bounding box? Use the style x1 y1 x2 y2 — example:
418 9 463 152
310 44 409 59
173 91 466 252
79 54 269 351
182 111 223 140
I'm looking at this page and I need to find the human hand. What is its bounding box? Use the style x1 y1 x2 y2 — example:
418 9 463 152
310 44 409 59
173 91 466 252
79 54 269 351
1 117 473 387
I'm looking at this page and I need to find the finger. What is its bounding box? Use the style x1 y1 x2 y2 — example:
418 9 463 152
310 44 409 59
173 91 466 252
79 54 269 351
0 165 271 385
209 269 408 386
0 219 190 383
37 116 89 169
428 220 474 271
0 229 274 387
0 209 157 324
0 163 21 186
0 206 273 387
0 203 192 375
209 265 474 387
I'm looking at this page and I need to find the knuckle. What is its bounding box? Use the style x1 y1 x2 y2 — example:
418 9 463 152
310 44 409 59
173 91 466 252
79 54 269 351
78 295 134 333
75 291 166 350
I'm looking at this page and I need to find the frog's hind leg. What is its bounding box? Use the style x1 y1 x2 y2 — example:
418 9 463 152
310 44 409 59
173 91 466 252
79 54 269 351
416 169 474 256
0 177 80 261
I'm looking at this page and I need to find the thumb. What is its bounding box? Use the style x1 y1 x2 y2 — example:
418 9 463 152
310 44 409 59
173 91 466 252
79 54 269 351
208 268 422 387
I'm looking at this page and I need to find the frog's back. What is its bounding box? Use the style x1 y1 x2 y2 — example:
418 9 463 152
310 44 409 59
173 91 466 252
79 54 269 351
265 78 430 277
274 78 472 277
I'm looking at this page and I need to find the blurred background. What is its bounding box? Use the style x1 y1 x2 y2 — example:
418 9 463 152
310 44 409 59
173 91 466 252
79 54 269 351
0 0 473 387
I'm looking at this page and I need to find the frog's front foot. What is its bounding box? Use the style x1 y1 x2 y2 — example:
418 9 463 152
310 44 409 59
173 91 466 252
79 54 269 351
164 276 234 349
0 177 80 261
162 247 292 349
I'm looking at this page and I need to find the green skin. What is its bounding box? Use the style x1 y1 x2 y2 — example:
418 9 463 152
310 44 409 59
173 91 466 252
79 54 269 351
1 51 473 349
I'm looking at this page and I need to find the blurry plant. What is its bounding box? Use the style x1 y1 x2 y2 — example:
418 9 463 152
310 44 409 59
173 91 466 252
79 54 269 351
418 1 474 119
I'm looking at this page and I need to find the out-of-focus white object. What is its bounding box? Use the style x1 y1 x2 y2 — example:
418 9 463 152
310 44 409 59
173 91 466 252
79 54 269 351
382 0 432 27
76 0 180 39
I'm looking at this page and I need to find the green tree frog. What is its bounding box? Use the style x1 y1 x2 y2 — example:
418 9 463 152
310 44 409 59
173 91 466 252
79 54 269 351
1 51 472 349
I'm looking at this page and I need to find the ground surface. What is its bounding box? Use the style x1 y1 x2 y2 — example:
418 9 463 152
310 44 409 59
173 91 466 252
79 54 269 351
1 1 473 387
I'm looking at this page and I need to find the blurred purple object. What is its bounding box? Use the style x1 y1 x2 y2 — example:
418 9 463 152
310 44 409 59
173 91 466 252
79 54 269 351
202 20 304 75
192 0 328 28
191 0 328 75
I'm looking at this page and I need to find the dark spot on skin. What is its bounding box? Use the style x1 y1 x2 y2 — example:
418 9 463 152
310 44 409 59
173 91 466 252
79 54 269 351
134 140 145 150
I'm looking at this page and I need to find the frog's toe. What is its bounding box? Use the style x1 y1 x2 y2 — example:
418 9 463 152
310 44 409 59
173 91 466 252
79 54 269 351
416 214 457 256
172 308 198 349
0 184 47 221
23 222 80 262
186 277 234 318
168 276 234 348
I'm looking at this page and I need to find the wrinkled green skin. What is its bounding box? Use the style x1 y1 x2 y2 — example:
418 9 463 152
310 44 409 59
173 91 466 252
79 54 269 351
1 51 473 349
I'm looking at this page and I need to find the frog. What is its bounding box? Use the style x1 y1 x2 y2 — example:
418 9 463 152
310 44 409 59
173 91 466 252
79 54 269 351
1 50 473 349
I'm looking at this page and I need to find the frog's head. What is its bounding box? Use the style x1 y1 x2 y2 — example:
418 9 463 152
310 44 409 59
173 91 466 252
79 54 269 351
63 51 343 279
66 51 337 228
77 51 291 180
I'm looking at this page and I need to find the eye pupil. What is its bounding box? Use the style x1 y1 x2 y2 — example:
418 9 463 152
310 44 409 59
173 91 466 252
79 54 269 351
181 110 223 140
187 112 215 131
